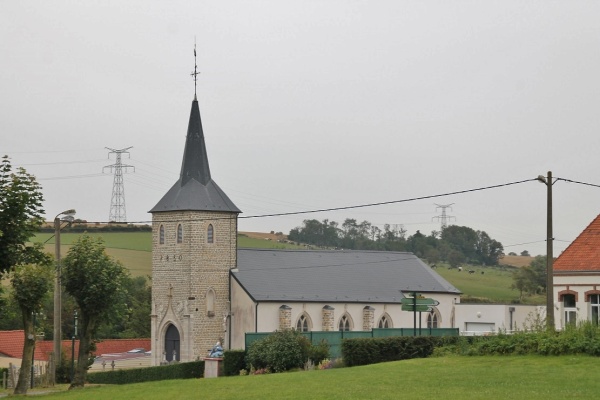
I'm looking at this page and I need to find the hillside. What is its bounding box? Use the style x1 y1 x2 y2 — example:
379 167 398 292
499 255 534 268
28 231 538 303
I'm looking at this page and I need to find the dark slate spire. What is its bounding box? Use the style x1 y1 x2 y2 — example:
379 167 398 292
149 96 240 214
180 97 211 185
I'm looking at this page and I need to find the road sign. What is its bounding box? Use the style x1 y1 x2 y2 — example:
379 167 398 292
400 297 439 306
401 304 431 312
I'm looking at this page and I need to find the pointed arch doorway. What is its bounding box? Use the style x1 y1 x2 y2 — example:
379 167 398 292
165 324 180 362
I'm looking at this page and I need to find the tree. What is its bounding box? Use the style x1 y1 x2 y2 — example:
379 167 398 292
521 250 531 257
62 234 129 388
10 263 53 394
447 250 465 269
475 230 504 265
0 156 46 274
441 226 479 262
511 255 547 299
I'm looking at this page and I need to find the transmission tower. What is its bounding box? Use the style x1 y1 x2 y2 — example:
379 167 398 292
103 147 134 222
432 203 455 230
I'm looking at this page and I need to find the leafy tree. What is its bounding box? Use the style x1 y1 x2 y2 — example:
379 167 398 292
447 250 465 269
95 276 151 339
521 250 531 257
10 263 53 394
511 255 547 299
441 226 479 262
0 156 46 274
475 230 504 265
508 252 517 256
62 234 129 388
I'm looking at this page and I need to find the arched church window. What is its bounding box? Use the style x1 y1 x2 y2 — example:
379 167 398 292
296 314 311 332
378 314 392 328
177 224 183 244
206 288 215 317
427 308 440 329
159 225 165 245
207 224 214 243
338 314 352 332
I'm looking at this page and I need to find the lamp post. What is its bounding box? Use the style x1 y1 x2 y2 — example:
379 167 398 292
70 310 78 383
537 172 554 330
53 209 76 384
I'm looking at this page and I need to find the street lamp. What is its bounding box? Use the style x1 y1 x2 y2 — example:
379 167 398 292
53 209 76 383
537 172 554 330
71 310 78 383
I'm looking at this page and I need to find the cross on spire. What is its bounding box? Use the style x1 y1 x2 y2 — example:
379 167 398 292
191 40 199 99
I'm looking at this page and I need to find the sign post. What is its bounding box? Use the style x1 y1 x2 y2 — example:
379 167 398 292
401 293 439 336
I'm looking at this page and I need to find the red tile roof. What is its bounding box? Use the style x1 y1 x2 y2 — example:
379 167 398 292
0 331 149 362
0 330 24 359
554 213 600 273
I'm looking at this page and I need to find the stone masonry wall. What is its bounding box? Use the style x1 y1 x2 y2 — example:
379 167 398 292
152 210 238 364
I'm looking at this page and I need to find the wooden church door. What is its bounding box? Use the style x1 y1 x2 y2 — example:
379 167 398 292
165 324 180 362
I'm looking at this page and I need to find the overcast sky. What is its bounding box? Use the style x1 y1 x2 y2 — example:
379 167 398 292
2 1 600 257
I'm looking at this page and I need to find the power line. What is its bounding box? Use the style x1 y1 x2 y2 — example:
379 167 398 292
556 177 600 189
239 178 537 220
87 177 538 224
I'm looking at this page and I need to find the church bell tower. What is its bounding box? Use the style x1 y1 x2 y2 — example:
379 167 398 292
149 57 240 365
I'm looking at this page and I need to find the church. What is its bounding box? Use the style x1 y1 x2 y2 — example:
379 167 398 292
149 90 461 365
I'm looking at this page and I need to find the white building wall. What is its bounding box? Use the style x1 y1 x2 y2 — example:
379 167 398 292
553 274 600 330
230 277 256 349
454 304 545 335
249 293 459 338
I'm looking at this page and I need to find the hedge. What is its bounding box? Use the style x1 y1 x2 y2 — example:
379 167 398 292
341 336 440 367
86 361 204 385
223 350 246 376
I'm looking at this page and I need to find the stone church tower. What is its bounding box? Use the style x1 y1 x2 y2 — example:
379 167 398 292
149 93 240 365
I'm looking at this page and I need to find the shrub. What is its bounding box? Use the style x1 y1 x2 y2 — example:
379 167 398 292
223 350 246 376
341 336 439 367
440 322 600 357
309 340 330 365
86 361 204 384
246 330 310 373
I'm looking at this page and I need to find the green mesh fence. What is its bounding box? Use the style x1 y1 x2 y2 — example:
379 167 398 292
246 328 458 359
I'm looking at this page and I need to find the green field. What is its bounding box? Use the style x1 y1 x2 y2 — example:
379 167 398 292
7 355 599 399
30 232 533 303
30 232 303 278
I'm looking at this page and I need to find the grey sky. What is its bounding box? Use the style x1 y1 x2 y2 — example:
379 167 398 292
2 1 600 257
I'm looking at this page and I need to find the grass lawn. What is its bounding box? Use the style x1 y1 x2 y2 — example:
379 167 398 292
18 355 600 400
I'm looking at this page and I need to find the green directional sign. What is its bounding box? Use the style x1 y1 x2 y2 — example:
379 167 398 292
401 304 431 312
401 297 439 306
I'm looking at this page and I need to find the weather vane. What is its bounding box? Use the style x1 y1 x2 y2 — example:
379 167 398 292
191 38 199 98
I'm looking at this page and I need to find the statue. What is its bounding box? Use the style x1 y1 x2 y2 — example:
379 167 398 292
208 341 223 358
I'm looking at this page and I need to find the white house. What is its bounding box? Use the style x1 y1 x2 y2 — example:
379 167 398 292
553 214 600 329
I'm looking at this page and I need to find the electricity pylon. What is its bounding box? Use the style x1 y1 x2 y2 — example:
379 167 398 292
103 147 134 222
432 203 455 230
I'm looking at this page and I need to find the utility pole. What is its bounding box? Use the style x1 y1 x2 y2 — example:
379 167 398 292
432 203 455 230
537 172 555 330
103 147 134 223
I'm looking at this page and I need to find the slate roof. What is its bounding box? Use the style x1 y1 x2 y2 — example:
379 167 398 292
554 213 600 273
232 249 461 303
150 97 240 214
